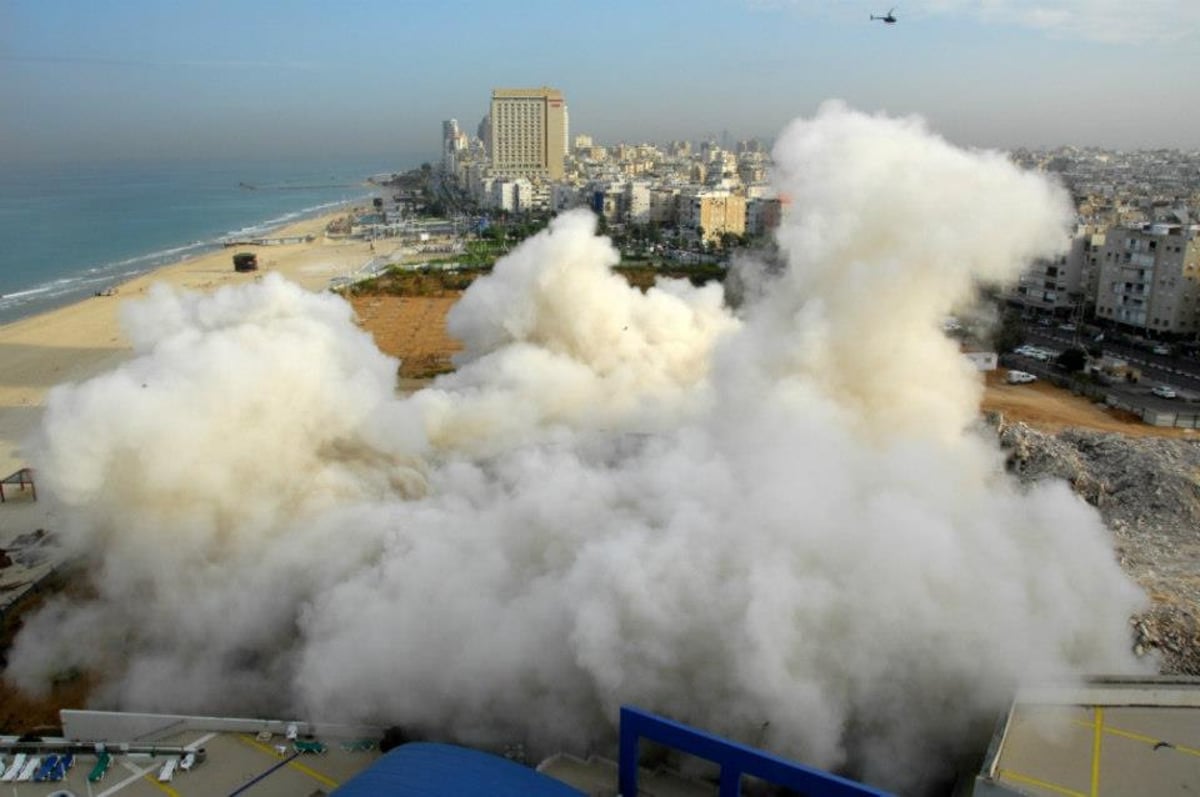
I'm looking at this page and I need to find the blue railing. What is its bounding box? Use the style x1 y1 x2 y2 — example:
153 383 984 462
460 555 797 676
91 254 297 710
617 706 893 797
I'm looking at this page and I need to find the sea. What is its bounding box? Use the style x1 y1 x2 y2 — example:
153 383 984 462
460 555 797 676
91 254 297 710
0 155 412 325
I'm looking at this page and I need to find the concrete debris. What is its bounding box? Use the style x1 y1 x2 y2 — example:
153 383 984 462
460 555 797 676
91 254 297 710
992 416 1200 674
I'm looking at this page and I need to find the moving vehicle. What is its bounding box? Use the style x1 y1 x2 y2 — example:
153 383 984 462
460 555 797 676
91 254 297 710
871 7 897 23
1152 385 1177 399
1006 370 1037 384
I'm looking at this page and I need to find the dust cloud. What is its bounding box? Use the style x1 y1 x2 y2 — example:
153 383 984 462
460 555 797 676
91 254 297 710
9 103 1147 793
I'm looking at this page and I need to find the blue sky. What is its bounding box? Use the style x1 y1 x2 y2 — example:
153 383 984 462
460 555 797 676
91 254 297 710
2 0 1197 165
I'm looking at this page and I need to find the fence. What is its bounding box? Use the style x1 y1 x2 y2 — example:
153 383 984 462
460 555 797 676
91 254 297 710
617 706 891 797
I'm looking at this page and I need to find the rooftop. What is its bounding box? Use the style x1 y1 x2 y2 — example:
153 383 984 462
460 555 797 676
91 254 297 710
0 710 384 796
974 676 1200 796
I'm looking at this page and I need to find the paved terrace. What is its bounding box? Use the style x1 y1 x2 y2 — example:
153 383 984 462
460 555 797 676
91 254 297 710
0 710 383 796
975 676 1200 796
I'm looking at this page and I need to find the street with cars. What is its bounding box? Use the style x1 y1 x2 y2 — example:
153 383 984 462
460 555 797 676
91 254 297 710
1005 327 1200 414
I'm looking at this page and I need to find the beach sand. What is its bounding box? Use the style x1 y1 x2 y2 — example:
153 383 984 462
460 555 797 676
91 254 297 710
0 206 400 494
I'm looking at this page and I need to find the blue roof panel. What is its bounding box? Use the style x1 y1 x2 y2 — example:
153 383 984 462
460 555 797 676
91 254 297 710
331 742 586 797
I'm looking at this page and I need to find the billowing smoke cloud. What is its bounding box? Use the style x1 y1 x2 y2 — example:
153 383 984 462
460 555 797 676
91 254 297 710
9 104 1147 793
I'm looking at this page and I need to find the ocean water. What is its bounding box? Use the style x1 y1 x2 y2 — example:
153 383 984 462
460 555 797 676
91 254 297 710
0 156 405 325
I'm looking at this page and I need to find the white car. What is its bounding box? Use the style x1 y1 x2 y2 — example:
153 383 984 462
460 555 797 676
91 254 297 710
1007 370 1038 384
1152 345 1171 356
1152 385 1177 399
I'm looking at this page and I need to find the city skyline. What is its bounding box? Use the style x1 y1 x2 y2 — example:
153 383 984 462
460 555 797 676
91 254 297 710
2 0 1199 165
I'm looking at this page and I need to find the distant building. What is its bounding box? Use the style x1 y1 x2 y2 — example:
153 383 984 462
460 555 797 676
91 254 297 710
682 190 747 244
745 197 782 237
477 114 491 158
1078 226 1108 317
649 188 681 225
1008 226 1091 318
441 119 467 171
489 87 568 182
573 133 593 150
551 183 583 212
1095 222 1200 336
626 182 650 224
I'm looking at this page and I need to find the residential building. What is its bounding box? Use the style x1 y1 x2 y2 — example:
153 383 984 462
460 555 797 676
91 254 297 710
489 87 568 181
649 188 681 225
682 190 746 244
551 183 583 212
1008 226 1091 318
745 197 782 237
1079 226 1107 317
626 182 651 224
1095 223 1200 335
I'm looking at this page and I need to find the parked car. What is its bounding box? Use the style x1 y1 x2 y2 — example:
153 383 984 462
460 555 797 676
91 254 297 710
1006 370 1038 384
1152 345 1171 356
1059 323 1077 332
1151 385 1177 399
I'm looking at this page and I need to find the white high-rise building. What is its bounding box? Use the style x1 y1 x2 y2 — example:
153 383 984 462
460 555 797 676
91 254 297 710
489 87 567 181
441 119 467 170
563 105 570 156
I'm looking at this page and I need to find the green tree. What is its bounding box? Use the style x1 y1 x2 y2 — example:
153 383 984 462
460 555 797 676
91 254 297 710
1057 347 1088 373
993 310 1026 353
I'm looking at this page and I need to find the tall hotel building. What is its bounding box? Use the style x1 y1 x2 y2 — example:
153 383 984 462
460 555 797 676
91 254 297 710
489 87 567 181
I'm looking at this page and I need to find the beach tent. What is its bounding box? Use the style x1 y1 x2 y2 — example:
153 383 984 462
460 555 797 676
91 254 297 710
233 252 259 272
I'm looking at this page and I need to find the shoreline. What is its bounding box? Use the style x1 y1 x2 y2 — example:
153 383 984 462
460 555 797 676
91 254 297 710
0 203 408 481
0 194 377 327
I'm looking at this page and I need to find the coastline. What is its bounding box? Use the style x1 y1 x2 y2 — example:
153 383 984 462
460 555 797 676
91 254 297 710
0 204 403 480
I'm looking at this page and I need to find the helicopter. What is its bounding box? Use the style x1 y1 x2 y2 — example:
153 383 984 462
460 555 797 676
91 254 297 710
871 7 897 23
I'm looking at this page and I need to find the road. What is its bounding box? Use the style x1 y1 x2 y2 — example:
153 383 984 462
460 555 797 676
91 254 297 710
1023 329 1200 395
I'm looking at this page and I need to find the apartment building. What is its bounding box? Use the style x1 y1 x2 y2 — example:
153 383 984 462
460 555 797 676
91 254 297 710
649 188 681 225
1095 223 1200 335
489 87 568 181
1009 226 1091 317
682 190 747 244
1078 226 1107 316
745 197 782 237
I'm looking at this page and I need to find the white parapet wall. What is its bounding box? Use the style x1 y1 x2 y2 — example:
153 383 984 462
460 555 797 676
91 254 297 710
62 710 381 744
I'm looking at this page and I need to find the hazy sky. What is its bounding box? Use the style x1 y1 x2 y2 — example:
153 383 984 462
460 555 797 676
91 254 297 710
2 0 1198 165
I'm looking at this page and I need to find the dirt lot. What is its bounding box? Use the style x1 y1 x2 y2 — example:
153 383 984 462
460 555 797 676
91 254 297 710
0 567 93 734
349 292 1193 440
348 295 463 379
981 369 1198 439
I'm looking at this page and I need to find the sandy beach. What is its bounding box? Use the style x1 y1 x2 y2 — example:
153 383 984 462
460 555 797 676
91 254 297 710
0 206 400 482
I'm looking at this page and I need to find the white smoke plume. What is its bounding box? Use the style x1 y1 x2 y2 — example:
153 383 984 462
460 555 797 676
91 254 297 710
9 103 1147 793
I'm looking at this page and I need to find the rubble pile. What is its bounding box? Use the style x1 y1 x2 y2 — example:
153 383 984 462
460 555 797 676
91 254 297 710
993 417 1200 673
